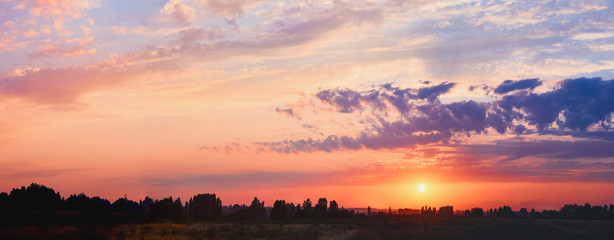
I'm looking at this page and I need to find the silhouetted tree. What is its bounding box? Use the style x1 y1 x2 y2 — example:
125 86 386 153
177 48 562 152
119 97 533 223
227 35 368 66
224 203 247 215
188 193 222 221
518 208 529 217
464 210 471 217
496 206 514 218
150 197 183 221
314 198 328 218
9 183 62 212
139 196 154 213
65 193 111 212
438 206 454 217
112 197 141 212
303 198 312 217
270 200 287 219
329 200 340 217
421 206 436 216
285 202 297 218
471 207 484 217
248 197 267 219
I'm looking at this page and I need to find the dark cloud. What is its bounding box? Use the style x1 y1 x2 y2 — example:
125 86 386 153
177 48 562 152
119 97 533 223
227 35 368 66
316 82 457 114
498 77 614 131
417 82 456 102
494 78 542 94
315 88 365 113
258 99 512 153
258 77 614 154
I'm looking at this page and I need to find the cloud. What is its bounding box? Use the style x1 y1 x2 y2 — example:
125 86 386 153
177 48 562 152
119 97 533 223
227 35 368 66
417 82 456 102
0 168 90 179
316 82 456 114
161 0 196 23
148 171 329 189
27 0 99 18
0 64 138 104
257 77 614 153
22 29 39 38
453 139 614 162
494 78 542 94
0 1 384 105
258 98 511 153
197 0 263 20
112 25 127 35
275 107 301 120
174 27 224 45
27 36 96 58
498 77 614 131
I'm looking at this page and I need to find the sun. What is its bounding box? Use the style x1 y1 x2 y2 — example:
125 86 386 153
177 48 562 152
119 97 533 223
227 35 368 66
418 184 426 192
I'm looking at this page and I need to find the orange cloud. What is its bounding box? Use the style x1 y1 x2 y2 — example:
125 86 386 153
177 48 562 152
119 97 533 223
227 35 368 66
28 0 99 18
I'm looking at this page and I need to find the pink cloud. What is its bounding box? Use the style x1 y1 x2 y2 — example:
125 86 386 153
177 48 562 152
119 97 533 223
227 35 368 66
0 1 384 104
0 65 138 104
161 0 196 23
198 0 264 19
22 29 39 38
27 0 99 18
27 36 96 58
28 44 97 58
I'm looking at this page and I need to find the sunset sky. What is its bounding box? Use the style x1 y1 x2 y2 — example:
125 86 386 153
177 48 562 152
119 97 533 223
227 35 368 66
1 0 614 211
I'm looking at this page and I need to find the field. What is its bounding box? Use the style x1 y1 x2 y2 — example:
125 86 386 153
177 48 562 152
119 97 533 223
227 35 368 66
3 216 614 240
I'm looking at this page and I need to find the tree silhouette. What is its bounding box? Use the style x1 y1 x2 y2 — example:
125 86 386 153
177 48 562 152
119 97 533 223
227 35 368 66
150 197 183 221
188 193 222 221
111 197 141 212
314 198 328 218
248 197 267 219
470 207 484 217
65 193 111 212
285 202 297 218
4 182 614 228
329 200 339 217
496 206 514 218
270 200 287 219
9 183 62 212
438 206 454 217
139 196 154 213
303 199 312 211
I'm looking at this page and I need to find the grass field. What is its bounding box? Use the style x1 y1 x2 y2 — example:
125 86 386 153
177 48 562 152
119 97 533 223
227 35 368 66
3 216 614 239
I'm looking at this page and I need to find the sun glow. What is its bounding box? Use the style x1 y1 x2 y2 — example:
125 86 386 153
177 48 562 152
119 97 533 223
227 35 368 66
418 184 426 192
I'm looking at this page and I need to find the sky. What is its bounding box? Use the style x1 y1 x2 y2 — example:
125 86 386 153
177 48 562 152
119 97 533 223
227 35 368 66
1 0 614 211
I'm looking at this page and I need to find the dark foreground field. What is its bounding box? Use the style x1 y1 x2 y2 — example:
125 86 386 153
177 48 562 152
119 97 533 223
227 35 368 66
3 216 614 240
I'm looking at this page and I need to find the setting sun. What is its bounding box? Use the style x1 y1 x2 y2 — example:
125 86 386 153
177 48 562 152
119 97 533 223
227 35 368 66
418 184 427 192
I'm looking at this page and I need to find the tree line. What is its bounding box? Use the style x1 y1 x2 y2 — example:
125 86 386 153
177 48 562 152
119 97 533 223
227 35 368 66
2 183 614 227
0 183 355 226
